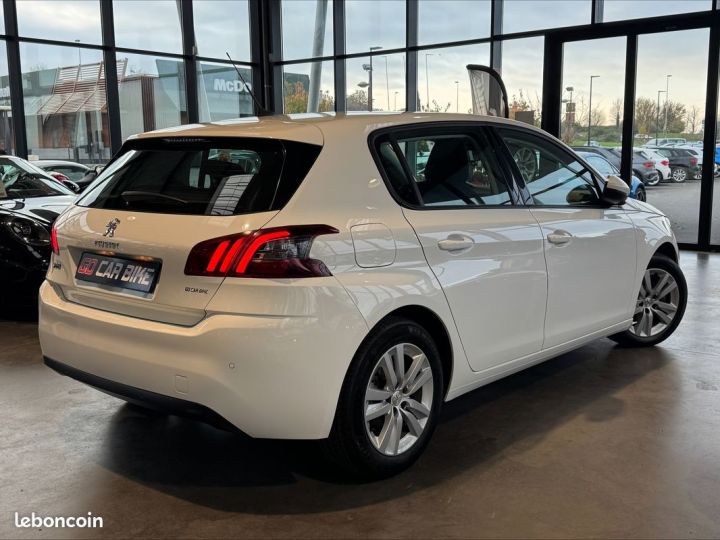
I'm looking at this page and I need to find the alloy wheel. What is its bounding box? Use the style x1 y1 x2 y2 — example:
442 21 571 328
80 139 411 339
513 147 538 182
671 167 687 183
636 189 646 202
364 343 434 456
629 268 680 338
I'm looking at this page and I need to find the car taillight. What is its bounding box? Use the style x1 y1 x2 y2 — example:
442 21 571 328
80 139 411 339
643 161 653 168
50 172 70 182
689 157 698 166
661 160 669 166
51 225 59 255
185 225 339 278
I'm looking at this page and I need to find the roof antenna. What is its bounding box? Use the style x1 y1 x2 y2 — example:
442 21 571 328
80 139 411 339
226 52 270 116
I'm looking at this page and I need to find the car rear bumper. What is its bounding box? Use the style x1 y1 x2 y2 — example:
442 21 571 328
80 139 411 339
38 280 369 439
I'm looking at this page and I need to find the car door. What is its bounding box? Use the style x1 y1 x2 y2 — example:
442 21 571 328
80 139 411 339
495 127 637 349
374 125 547 373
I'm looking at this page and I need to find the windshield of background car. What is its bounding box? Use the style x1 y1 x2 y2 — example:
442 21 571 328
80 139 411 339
78 137 321 216
0 160 73 199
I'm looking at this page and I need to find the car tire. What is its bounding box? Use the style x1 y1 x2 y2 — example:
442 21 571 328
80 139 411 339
646 174 660 187
670 166 688 183
609 254 687 348
635 187 646 202
321 317 444 479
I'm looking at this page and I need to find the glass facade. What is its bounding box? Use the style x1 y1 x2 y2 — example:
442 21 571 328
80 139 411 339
21 43 110 162
0 0 717 248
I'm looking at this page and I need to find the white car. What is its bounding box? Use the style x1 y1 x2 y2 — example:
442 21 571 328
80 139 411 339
39 113 687 478
639 148 672 182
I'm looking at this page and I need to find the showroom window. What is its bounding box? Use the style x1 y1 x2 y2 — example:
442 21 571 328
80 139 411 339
417 44 490 113
345 0 406 54
194 1 251 62
20 43 110 162
346 53 405 112
500 37 544 126
502 0 591 34
603 0 711 22
113 0 183 54
117 53 187 142
283 61 335 114
282 0 334 61
0 40 14 155
418 1 491 46
16 0 102 44
197 61 254 121
634 29 709 244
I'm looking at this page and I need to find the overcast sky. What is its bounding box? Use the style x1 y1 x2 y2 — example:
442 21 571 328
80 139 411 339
3 0 715 120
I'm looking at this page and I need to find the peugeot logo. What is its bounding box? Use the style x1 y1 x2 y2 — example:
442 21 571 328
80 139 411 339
103 218 120 238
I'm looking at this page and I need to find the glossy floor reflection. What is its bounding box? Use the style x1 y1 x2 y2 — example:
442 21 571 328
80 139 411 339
1 252 719 539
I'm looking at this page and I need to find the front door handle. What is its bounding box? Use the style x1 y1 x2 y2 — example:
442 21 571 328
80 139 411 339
438 235 474 252
547 229 573 245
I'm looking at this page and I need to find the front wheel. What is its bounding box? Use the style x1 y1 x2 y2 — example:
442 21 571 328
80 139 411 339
635 187 647 202
322 318 444 479
671 166 688 183
610 254 687 347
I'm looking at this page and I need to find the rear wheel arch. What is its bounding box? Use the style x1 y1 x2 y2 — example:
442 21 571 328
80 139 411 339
367 305 454 398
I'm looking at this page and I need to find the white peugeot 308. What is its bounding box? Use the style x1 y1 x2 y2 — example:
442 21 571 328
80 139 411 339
39 113 687 478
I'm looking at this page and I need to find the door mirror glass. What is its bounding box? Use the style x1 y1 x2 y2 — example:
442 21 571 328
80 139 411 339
602 174 629 205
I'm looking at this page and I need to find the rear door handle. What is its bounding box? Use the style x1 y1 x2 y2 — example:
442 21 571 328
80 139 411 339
438 235 474 252
547 230 573 245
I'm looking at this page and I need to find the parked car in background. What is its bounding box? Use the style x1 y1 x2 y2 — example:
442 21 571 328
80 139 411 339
640 148 671 182
644 137 687 147
648 147 701 182
32 160 90 183
673 146 703 179
576 151 646 201
0 157 75 308
0 155 79 192
572 146 659 186
40 113 686 478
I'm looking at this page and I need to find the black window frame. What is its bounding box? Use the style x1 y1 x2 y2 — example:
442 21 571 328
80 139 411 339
491 125 615 209
368 121 524 211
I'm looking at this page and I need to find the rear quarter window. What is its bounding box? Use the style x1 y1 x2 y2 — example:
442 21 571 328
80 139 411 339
79 138 321 216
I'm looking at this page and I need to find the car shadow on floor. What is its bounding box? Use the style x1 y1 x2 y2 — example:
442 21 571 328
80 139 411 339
94 340 675 514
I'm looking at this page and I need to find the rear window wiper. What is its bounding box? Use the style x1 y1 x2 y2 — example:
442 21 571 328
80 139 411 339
120 191 189 205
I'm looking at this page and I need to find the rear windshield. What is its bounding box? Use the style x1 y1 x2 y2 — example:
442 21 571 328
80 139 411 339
78 137 321 215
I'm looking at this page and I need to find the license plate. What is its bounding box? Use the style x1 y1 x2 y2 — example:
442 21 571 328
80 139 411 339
75 252 161 293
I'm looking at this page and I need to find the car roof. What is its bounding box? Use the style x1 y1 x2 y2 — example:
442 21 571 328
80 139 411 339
32 160 88 167
131 112 543 145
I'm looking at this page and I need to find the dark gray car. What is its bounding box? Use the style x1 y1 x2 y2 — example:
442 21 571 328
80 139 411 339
572 146 660 186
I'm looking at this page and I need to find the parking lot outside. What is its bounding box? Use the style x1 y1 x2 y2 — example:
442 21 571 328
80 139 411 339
644 177 720 244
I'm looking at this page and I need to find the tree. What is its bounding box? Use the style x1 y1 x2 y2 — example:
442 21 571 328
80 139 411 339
610 98 623 128
283 81 334 113
687 105 701 134
346 89 369 111
634 97 657 135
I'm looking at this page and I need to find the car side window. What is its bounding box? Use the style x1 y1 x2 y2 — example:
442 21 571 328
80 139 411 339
586 155 614 177
497 128 601 207
377 130 512 208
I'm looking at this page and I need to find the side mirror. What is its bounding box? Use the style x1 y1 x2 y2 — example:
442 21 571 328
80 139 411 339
602 174 629 205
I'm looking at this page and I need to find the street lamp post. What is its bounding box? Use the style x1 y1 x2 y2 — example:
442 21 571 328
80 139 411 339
381 56 389 110
424 53 435 111
455 80 459 112
664 74 672 135
587 76 599 146
656 89 666 142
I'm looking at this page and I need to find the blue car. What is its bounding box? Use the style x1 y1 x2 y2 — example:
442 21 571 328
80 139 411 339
576 151 646 202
